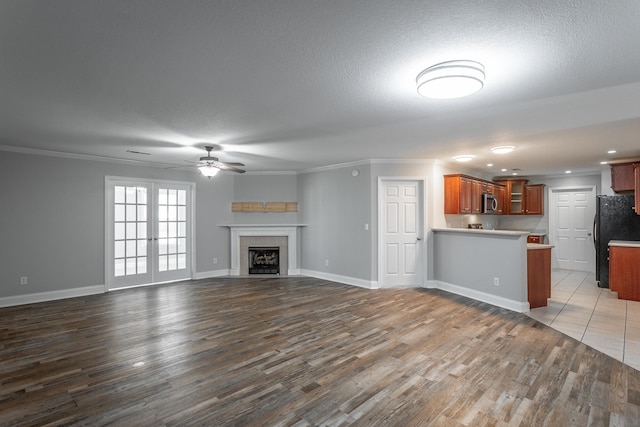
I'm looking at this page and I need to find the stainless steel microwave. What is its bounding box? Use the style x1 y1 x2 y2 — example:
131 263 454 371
482 193 498 214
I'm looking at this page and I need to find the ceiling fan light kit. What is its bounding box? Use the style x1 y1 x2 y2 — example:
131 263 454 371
199 165 220 178
416 60 485 99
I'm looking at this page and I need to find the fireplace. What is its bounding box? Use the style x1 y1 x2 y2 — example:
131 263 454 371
222 224 306 276
248 247 280 275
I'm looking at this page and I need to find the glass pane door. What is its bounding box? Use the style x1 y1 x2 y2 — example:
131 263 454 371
155 185 190 283
109 183 153 288
107 179 192 289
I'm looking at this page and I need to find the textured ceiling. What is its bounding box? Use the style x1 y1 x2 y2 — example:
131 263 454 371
1 0 640 176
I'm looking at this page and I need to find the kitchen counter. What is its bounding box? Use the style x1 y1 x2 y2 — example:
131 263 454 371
609 240 640 248
432 227 529 236
527 243 554 250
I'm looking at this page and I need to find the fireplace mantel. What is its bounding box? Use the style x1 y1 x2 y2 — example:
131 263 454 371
220 224 307 276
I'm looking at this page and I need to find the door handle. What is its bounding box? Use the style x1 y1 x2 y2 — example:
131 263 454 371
417 237 422 241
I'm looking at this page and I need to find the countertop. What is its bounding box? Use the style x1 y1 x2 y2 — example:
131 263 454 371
527 243 554 250
609 240 640 248
432 228 529 236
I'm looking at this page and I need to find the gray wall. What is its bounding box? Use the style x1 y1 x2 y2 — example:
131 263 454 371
297 164 372 280
433 231 528 303
0 151 234 298
232 173 298 224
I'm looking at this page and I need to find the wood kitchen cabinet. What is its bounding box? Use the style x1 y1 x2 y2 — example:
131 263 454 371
527 246 551 308
496 179 527 215
611 162 635 193
493 184 506 214
444 175 472 214
527 235 542 244
471 180 483 214
525 184 545 215
444 174 495 215
609 242 640 301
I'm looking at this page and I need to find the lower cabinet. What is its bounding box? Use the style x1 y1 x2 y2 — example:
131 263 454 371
609 244 640 301
527 247 551 308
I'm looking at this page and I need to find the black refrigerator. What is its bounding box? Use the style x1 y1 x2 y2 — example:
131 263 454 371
595 195 640 288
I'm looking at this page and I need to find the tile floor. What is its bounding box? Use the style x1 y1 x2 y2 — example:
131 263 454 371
528 269 640 371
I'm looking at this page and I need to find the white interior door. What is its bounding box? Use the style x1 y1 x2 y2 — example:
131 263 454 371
379 179 424 287
106 178 193 289
550 187 596 272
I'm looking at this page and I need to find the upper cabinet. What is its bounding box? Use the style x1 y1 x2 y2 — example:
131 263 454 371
525 184 545 215
444 174 511 215
444 174 544 216
611 162 636 192
610 161 640 215
444 175 473 214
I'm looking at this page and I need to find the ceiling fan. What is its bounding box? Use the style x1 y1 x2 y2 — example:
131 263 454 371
191 145 246 177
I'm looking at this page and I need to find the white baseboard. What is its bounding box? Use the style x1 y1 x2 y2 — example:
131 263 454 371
429 280 530 313
300 269 379 289
194 269 231 280
0 285 105 308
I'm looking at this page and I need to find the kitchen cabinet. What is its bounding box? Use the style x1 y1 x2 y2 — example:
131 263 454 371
610 162 635 193
527 235 542 244
493 184 506 214
527 245 552 308
525 184 545 215
497 179 527 215
445 174 502 215
471 180 483 214
609 241 640 301
444 175 472 214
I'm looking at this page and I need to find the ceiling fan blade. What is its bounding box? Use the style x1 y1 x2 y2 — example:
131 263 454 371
221 161 245 167
213 161 245 173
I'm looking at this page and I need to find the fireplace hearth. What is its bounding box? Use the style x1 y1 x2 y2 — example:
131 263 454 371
248 247 280 275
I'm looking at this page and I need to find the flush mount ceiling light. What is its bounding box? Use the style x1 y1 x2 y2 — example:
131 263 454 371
198 165 220 178
416 60 485 99
490 145 515 154
453 154 476 162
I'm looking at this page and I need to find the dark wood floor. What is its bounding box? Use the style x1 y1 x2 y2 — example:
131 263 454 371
2 277 640 426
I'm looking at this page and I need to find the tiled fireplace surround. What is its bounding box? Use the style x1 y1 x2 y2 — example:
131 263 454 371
225 225 303 276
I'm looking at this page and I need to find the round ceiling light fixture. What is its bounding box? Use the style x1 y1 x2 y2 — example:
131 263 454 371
416 60 485 99
453 154 476 162
490 145 515 154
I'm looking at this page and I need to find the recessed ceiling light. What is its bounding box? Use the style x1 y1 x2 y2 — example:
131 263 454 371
490 145 515 154
608 150 617 154
501 168 507 172
565 170 572 174
487 163 493 167
600 161 608 165
452 154 476 162
416 60 485 99
511 172 518 176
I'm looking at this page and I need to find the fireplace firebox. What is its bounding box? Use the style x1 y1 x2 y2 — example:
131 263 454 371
248 247 280 274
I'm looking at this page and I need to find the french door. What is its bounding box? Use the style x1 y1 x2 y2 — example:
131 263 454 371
106 178 193 289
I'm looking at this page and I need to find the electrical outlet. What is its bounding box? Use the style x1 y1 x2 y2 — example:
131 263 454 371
213 258 218 265
493 277 499 286
365 223 369 231
325 259 329 266
20 276 28 285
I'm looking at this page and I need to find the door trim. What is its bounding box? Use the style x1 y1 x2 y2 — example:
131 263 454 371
377 177 427 288
104 176 196 291
548 185 596 272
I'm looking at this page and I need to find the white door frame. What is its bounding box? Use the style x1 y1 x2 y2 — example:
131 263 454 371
548 185 596 272
377 177 427 288
104 176 196 291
